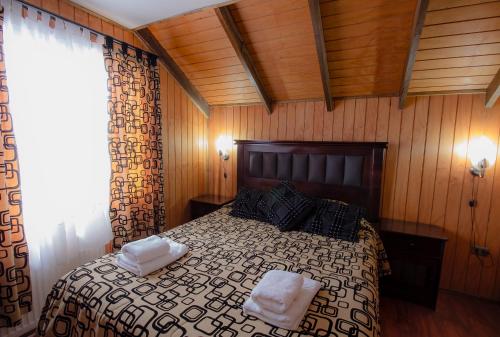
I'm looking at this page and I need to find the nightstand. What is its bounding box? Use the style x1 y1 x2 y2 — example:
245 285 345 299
190 194 234 220
379 218 448 310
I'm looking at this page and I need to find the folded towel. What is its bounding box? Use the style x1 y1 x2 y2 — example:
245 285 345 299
251 270 304 313
243 277 321 331
117 238 188 276
121 235 170 264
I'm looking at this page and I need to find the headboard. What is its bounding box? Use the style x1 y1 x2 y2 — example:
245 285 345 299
235 140 387 222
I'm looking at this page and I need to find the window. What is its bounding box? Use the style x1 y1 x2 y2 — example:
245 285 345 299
3 1 112 314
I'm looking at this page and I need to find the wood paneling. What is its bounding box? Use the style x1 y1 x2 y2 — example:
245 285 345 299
408 0 500 95
320 0 417 97
148 9 262 106
229 0 324 101
207 95 500 300
160 67 208 228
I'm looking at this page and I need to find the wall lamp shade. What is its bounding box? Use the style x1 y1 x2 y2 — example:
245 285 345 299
456 136 497 178
216 135 232 160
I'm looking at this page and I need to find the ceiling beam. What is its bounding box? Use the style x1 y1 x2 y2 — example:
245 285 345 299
308 0 333 112
409 89 486 97
214 6 273 114
486 69 500 108
135 28 210 117
399 0 429 109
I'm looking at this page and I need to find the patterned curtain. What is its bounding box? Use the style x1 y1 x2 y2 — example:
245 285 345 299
0 14 32 328
104 43 165 249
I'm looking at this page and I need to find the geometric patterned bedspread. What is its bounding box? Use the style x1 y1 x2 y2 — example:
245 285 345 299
38 206 389 337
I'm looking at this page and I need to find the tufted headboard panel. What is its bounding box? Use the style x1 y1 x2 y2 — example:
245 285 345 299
235 140 387 222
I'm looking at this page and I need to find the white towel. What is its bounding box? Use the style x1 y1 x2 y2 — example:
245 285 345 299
243 277 321 331
117 238 188 277
251 270 304 313
121 235 170 264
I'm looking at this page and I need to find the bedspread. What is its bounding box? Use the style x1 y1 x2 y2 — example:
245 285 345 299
38 206 389 337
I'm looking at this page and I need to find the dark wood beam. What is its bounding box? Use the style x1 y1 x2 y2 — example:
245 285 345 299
135 28 210 117
485 69 500 108
214 6 272 114
308 0 333 112
409 89 486 97
399 0 429 109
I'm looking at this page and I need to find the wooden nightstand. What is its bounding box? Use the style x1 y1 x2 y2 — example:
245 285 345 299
379 218 448 310
190 195 234 220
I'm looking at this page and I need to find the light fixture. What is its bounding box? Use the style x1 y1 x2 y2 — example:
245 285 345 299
455 136 496 259
469 136 496 177
456 136 497 178
216 135 233 161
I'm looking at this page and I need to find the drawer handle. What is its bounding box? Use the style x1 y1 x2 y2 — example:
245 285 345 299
409 242 416 247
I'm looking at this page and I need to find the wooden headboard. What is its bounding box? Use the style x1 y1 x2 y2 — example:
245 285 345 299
235 140 387 222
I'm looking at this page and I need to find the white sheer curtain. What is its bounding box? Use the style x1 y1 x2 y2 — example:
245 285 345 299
1 1 111 334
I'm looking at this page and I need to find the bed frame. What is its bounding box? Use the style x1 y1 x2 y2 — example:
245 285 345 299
235 140 387 222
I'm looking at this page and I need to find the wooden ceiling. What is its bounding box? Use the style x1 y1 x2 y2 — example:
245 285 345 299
148 10 262 106
139 0 500 111
409 0 500 95
230 0 324 101
320 0 417 97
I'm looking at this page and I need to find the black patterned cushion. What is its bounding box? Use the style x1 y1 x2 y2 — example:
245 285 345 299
229 188 268 222
302 199 366 242
261 181 314 231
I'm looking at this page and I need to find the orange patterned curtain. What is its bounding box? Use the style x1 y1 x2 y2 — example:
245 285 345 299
0 14 32 328
104 42 165 249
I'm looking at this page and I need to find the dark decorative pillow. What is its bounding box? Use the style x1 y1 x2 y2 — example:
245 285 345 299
302 199 366 242
261 181 314 231
229 188 268 222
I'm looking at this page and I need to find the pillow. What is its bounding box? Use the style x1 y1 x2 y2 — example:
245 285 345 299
302 198 366 242
229 188 268 222
261 181 314 231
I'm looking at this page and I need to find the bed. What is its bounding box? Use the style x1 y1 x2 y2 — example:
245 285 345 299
38 140 389 337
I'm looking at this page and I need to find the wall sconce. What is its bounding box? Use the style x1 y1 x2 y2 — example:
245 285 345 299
455 135 496 178
468 136 496 178
216 135 232 161
454 135 496 259
216 135 232 181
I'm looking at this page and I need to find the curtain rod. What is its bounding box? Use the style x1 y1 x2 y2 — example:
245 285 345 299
7 0 156 59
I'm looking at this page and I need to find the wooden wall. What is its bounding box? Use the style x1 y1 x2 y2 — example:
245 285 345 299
160 67 208 228
208 95 500 300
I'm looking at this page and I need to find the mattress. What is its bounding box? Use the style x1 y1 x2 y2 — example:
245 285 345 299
38 206 389 337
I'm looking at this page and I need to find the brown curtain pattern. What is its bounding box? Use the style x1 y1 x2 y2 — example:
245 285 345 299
0 14 32 328
104 43 165 249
